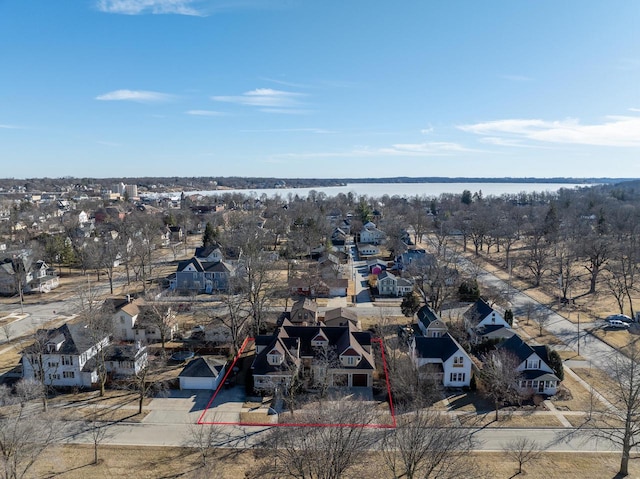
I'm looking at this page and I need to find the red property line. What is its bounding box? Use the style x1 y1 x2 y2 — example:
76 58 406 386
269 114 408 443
197 336 396 428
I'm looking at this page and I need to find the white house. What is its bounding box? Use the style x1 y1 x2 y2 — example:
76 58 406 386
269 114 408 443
179 357 227 390
359 222 386 245
464 298 512 343
356 243 380 258
109 297 178 344
410 333 473 388
22 322 110 388
498 334 560 396
464 298 510 330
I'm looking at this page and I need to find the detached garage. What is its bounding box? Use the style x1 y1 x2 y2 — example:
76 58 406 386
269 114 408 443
178 357 227 391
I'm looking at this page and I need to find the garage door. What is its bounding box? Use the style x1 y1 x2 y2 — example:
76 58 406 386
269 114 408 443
352 374 368 387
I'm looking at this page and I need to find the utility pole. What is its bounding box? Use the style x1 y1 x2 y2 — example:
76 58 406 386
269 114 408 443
577 313 580 356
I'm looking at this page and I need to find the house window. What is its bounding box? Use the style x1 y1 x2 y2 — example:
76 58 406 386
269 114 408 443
48 374 60 380
267 352 284 366
526 359 541 369
120 315 125 324
62 356 73 366
63 371 75 379
450 373 466 383
47 361 59 368
453 356 464 367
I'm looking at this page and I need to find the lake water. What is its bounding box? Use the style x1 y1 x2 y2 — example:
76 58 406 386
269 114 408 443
191 182 591 199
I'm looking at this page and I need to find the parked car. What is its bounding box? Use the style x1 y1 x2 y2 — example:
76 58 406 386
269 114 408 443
607 319 630 329
606 314 634 323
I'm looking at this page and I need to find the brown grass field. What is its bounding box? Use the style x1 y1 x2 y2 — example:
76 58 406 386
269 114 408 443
28 445 640 479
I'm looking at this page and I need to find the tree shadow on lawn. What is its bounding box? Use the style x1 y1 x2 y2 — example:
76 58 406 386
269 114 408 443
446 390 493 414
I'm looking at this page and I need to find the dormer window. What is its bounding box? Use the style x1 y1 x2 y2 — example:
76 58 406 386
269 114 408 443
311 332 328 348
267 349 284 366
340 348 362 367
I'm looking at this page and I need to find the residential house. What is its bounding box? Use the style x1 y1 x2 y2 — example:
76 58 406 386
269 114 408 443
179 357 227 390
29 260 59 293
367 258 388 275
104 342 148 377
22 322 111 388
323 307 360 329
497 334 560 396
0 253 59 295
416 305 448 338
356 243 380 258
109 297 178 344
286 298 319 326
396 249 433 271
359 222 386 245
168 226 184 242
289 276 348 298
170 256 235 294
252 323 375 392
410 333 473 387
463 298 513 343
330 228 349 249
376 270 414 297
195 244 224 263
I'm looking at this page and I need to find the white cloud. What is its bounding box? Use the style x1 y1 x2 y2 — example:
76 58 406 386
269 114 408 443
0 124 19 129
96 89 172 102
459 115 640 147
377 142 475 156
185 110 224 116
96 0 203 16
212 88 305 110
420 125 434 134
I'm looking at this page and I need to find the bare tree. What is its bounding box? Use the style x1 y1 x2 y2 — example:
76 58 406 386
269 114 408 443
381 406 479 479
502 437 542 475
534 308 552 337
252 398 377 479
0 404 60 479
86 404 110 465
213 288 251 355
478 349 523 421
582 345 640 476
140 294 176 354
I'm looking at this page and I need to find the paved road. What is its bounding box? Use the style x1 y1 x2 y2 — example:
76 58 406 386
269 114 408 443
468 262 620 370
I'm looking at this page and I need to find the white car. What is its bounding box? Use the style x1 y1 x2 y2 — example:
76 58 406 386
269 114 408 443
606 314 633 323
607 319 630 329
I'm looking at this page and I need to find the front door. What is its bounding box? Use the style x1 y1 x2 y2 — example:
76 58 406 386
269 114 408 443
538 381 545 393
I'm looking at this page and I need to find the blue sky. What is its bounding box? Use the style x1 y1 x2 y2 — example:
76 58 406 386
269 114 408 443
1 1 639 179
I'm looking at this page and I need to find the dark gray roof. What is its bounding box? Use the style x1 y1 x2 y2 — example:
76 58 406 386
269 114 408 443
26 322 104 355
522 370 560 382
413 333 461 362
477 324 515 340
463 298 494 323
498 334 535 363
417 305 440 327
179 357 226 378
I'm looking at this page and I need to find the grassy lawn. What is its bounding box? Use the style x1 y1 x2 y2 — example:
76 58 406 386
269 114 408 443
570 366 618 406
552 371 603 412
590 328 640 355
513 319 565 346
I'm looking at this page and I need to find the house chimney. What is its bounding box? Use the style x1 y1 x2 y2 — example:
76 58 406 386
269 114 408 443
126 294 131 303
